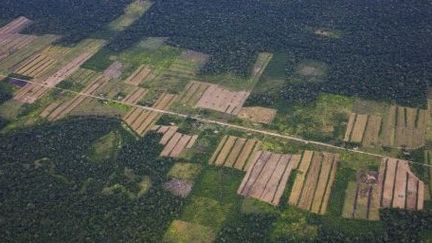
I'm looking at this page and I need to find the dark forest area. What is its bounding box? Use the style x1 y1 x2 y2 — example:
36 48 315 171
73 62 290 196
109 0 432 106
0 0 132 43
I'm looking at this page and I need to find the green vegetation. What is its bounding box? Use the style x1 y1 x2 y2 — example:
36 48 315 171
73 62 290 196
88 131 120 162
167 163 202 181
0 118 185 242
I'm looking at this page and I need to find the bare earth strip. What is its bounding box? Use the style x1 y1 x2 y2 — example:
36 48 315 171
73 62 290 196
233 139 258 171
383 105 397 146
0 17 32 36
248 153 282 199
160 126 178 145
344 113 356 142
362 115 382 147
169 135 192 158
297 152 323 210
288 150 313 206
381 158 397 207
260 154 291 204
214 136 237 166
272 154 301 205
406 172 418 210
209 135 228 164
160 132 182 157
224 138 246 167
392 161 408 208
319 155 338 214
310 153 334 213
350 114 368 143
238 151 271 196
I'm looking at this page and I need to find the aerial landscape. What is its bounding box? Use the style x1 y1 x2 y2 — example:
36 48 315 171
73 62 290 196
0 0 432 242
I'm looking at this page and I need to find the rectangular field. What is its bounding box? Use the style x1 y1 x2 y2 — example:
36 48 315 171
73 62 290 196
378 157 424 210
122 92 177 136
155 126 198 158
209 135 261 171
288 150 339 214
237 151 301 205
237 106 277 124
342 171 380 221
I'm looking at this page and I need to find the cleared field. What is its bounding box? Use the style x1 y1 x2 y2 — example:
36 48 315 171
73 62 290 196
155 126 198 158
250 52 273 82
0 16 32 35
124 64 153 86
238 151 301 205
121 86 148 104
0 34 58 72
209 135 261 171
288 150 339 214
122 92 177 136
13 39 105 104
342 171 380 221
40 75 109 121
103 61 123 79
378 157 424 210
195 82 250 115
146 50 208 92
238 106 277 124
382 106 428 149
344 106 426 149
177 81 212 106
0 34 38 61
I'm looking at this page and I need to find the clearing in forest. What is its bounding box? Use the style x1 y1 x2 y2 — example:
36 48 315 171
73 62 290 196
13 39 105 104
250 52 273 83
122 92 177 136
344 105 428 149
164 220 215 243
196 85 250 115
237 106 277 124
152 125 198 158
237 151 301 205
288 150 339 214
209 135 261 171
146 50 208 92
342 171 380 221
40 75 109 121
378 157 424 210
109 0 153 32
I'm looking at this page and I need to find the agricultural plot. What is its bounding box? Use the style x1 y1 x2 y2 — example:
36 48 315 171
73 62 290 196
152 125 198 158
124 64 153 86
0 34 38 61
342 171 380 221
61 68 99 90
345 105 428 149
237 151 301 205
192 82 250 115
0 16 32 36
103 61 123 79
177 81 212 106
382 106 428 149
145 50 208 92
209 135 261 171
40 75 109 121
121 86 148 104
13 40 105 103
378 157 424 210
288 151 339 214
238 106 277 124
122 92 177 136
0 34 58 73
344 113 382 146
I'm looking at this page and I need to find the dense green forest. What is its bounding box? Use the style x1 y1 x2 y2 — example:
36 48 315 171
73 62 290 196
0 118 184 242
109 0 432 106
0 0 132 43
